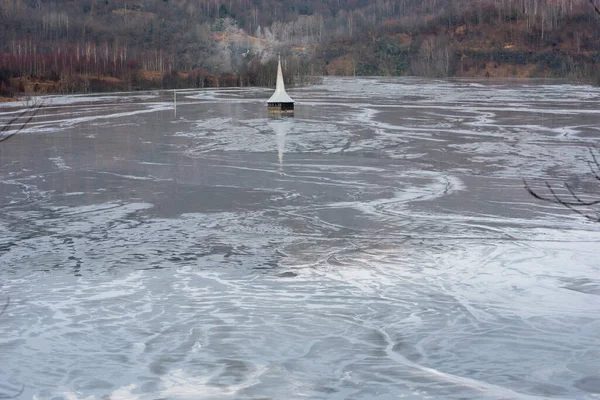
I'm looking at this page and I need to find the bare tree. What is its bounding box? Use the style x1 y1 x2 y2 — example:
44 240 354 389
525 3 599 222
524 148 600 222
0 104 42 144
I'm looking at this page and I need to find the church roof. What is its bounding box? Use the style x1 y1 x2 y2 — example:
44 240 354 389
267 56 295 104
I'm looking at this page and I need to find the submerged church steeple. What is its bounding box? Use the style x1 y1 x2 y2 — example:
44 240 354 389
267 55 295 114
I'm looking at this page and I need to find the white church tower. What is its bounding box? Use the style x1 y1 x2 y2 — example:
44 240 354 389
267 55 295 114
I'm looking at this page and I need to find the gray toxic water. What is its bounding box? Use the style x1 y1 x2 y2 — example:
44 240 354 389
1 77 600 399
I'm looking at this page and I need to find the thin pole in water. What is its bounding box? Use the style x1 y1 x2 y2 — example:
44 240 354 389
173 90 177 117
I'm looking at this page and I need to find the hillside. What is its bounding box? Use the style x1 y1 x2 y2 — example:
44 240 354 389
0 0 599 97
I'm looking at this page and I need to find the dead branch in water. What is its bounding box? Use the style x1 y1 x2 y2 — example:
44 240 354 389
0 102 43 144
590 0 600 16
524 147 600 222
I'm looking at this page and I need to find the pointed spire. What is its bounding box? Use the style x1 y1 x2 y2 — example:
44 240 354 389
275 55 285 95
267 55 295 104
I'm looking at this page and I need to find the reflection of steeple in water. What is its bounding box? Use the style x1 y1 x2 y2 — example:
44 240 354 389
268 117 293 168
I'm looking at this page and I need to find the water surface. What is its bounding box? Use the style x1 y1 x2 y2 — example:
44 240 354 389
1 77 600 399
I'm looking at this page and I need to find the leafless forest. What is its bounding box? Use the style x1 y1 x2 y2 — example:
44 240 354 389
0 0 599 95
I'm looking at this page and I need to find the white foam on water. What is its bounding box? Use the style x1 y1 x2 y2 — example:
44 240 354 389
2 77 600 400
49 156 71 170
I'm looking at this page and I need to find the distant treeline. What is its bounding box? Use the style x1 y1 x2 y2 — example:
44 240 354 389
0 0 599 97
0 47 318 96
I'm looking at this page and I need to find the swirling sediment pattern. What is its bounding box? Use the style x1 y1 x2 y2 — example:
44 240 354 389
0 77 599 399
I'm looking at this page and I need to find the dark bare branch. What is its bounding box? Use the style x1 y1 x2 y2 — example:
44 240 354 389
524 178 600 222
562 183 600 206
0 111 29 133
0 102 43 144
588 148 600 180
524 145 600 222
544 180 561 201
590 0 600 16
